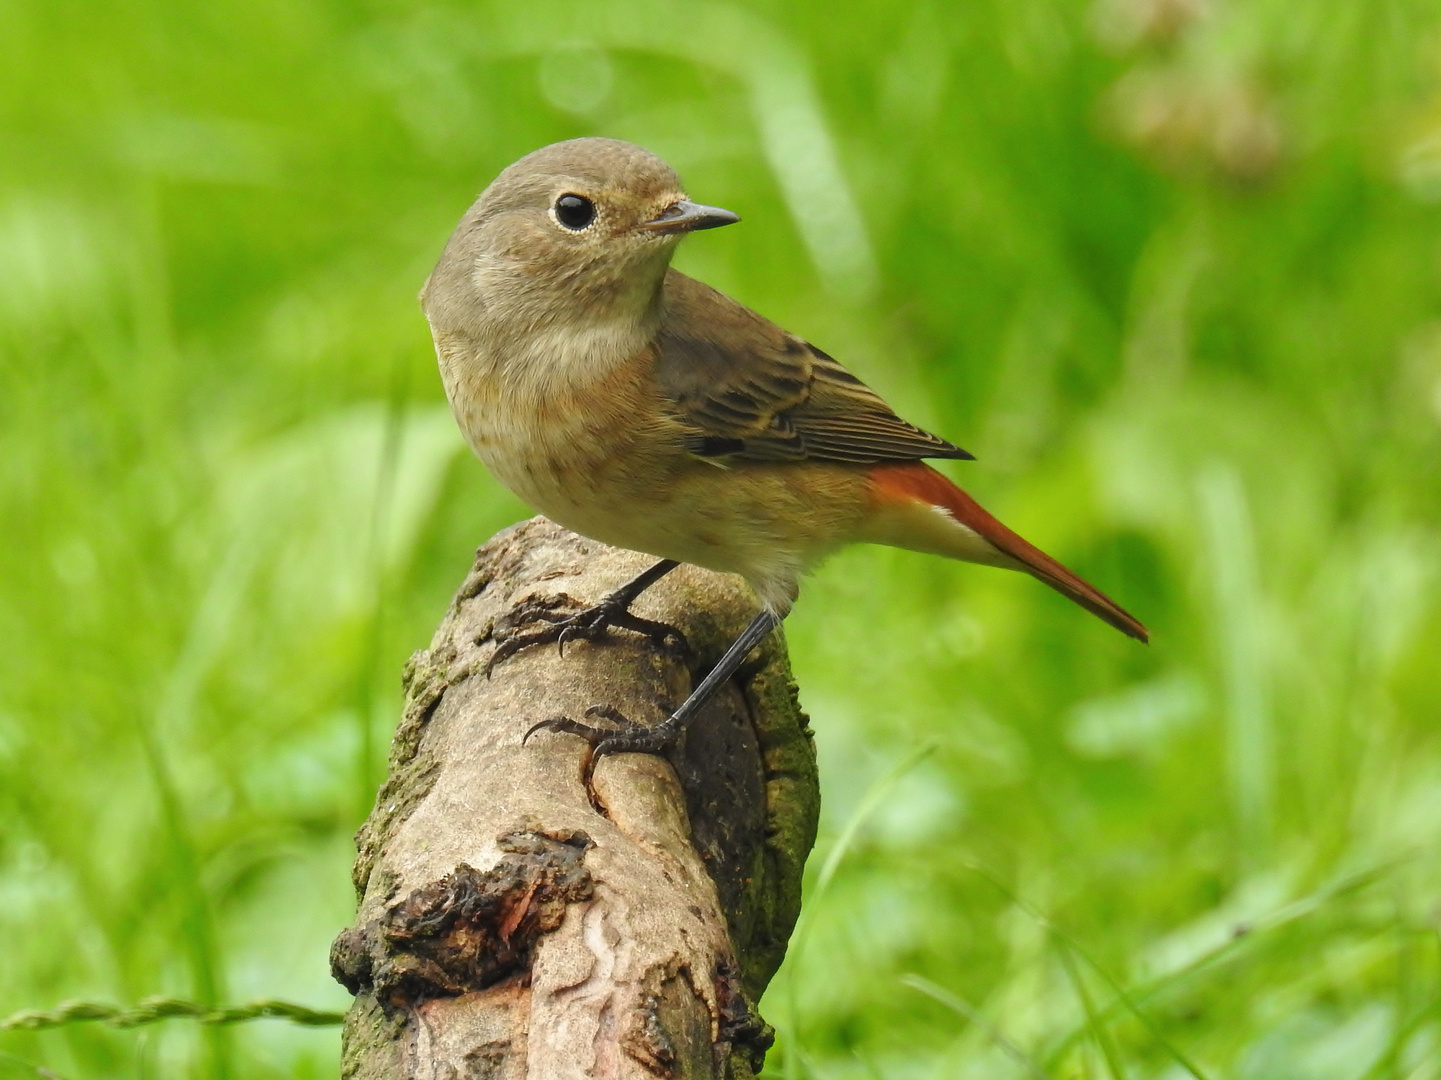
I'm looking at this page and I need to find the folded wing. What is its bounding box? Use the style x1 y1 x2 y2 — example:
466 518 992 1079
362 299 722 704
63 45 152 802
654 271 973 465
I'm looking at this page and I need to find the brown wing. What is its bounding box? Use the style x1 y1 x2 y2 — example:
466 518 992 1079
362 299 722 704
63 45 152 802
653 271 973 464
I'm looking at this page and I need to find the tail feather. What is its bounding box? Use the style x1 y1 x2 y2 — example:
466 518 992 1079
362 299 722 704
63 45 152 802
866 463 1149 643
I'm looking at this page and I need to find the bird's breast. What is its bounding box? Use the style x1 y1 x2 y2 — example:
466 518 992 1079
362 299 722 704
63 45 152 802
434 325 681 515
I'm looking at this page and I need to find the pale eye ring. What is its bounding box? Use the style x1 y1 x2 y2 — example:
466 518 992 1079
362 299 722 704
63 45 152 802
554 194 596 230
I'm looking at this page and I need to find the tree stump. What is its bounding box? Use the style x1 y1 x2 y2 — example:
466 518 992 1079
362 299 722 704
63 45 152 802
330 518 819 1079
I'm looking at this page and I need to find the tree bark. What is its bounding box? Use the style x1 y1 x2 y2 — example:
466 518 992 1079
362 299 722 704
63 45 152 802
330 518 819 1079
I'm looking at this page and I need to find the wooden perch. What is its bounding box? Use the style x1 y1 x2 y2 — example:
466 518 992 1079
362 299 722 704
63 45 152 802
331 518 820 1079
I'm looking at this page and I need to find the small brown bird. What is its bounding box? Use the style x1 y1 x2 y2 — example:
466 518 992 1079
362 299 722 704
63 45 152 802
422 138 1146 759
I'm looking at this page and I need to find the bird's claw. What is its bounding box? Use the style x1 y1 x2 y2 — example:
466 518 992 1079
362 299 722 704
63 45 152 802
486 591 689 677
523 703 682 760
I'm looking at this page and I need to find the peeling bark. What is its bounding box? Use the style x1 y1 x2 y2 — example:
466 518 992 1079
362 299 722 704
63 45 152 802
332 519 820 1079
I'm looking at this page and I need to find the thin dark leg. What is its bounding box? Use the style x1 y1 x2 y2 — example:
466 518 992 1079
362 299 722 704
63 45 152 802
607 558 681 606
525 609 782 760
487 559 683 675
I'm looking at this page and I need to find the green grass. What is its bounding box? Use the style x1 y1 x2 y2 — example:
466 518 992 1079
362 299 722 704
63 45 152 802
4 0 1441 1076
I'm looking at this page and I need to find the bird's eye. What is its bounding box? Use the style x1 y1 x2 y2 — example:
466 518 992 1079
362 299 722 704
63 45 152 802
554 194 595 230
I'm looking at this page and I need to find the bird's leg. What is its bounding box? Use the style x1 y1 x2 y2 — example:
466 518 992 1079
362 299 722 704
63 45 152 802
524 610 781 764
487 559 685 675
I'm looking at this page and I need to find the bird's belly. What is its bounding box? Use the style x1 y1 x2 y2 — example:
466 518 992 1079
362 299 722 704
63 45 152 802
501 452 871 611
446 368 869 608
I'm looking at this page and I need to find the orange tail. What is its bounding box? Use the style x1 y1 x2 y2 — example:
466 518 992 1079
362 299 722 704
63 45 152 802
866 463 1149 643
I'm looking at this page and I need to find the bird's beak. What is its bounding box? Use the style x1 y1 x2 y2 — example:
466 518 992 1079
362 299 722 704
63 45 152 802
640 200 740 235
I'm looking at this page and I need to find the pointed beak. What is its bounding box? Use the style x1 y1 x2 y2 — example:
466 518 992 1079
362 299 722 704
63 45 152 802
639 200 740 235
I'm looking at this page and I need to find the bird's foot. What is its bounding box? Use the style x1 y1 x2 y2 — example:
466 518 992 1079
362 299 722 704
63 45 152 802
486 591 689 676
524 704 682 761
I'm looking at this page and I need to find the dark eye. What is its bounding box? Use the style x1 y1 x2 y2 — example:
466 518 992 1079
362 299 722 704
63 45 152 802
554 194 595 230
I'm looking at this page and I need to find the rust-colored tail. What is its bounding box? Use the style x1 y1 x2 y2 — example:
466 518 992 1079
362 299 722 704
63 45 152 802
868 463 1149 643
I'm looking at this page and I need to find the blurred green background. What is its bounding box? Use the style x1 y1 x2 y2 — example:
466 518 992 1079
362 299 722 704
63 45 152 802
4 0 1441 1076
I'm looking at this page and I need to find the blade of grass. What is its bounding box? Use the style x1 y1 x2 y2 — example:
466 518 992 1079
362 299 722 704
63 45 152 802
1353 1000 1439 1080
1354 917 1441 1080
812 743 938 905
781 742 935 1080
901 974 1055 1080
132 718 230 1080
1057 941 1126 1080
955 858 1210 1080
131 543 270 1080
1047 925 1211 1080
1034 854 1413 1070
354 354 411 821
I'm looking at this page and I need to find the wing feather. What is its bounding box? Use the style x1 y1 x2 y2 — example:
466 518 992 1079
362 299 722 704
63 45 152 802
654 272 973 465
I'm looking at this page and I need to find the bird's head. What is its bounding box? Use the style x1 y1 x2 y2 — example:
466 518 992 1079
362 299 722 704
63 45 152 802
422 138 738 339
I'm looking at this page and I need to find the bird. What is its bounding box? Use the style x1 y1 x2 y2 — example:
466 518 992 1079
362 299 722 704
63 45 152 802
420 137 1147 762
